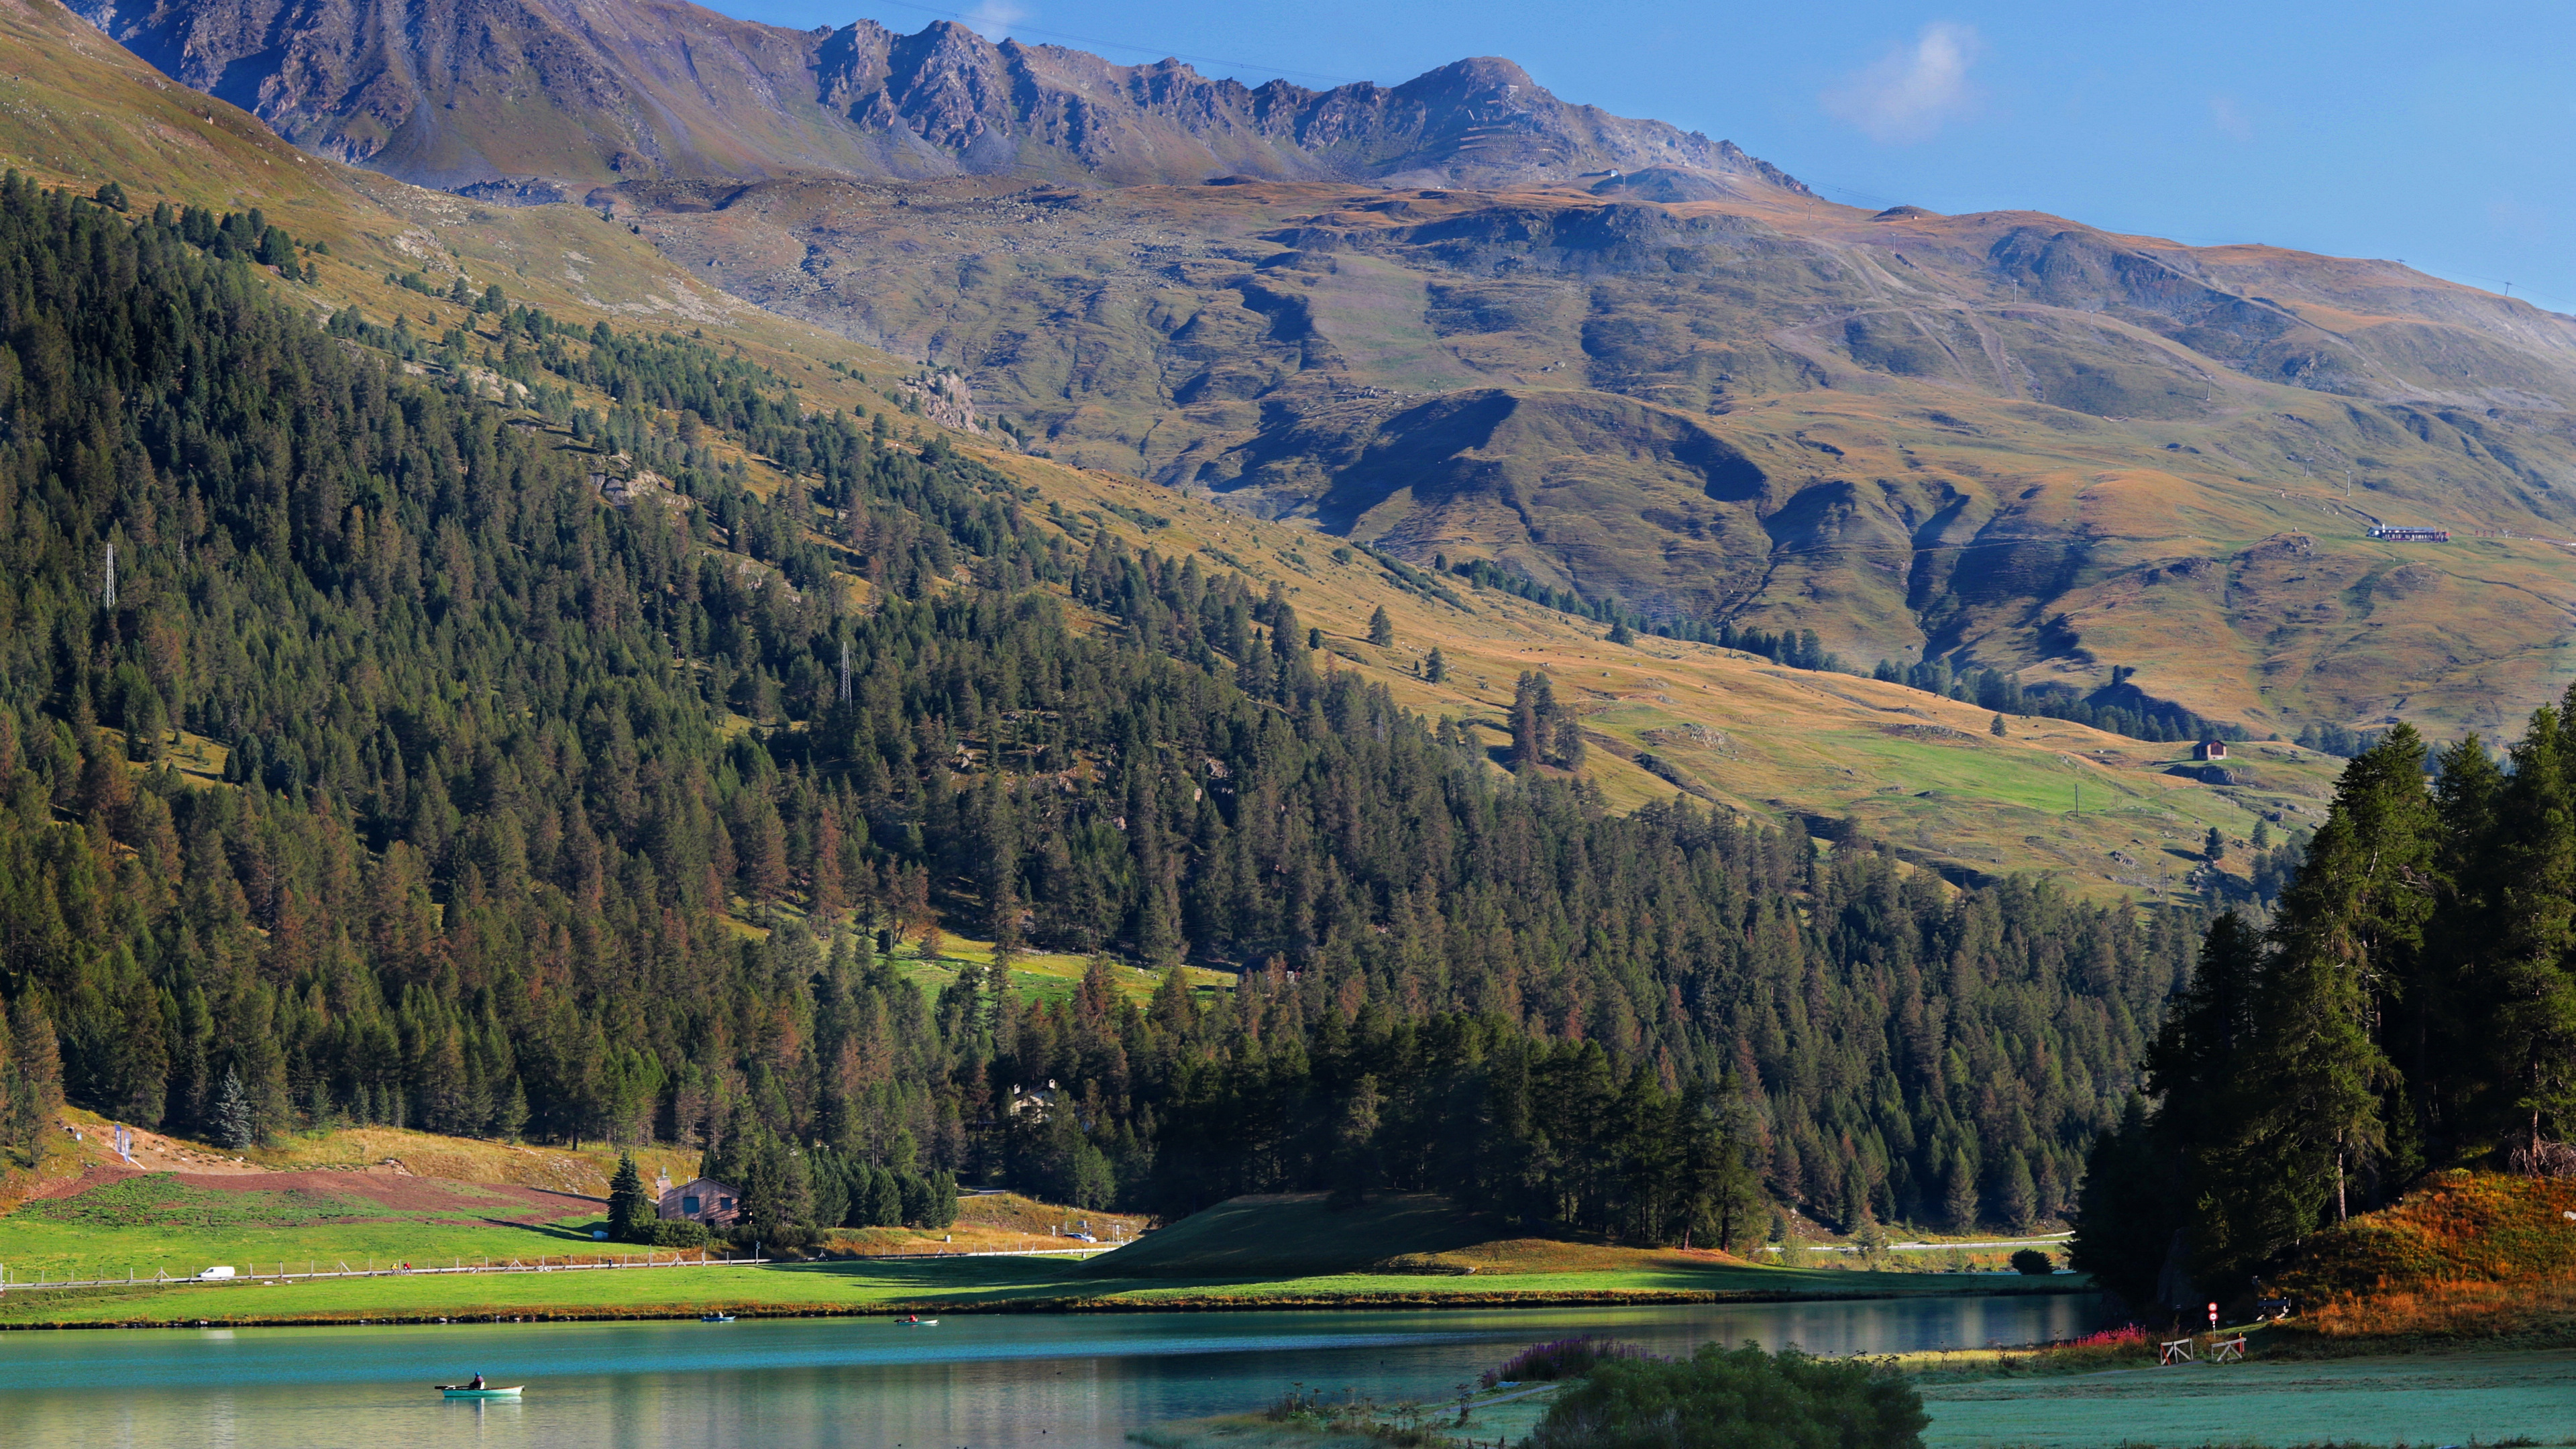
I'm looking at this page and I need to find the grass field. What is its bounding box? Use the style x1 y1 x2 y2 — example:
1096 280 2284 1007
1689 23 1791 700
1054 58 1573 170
1918 1350 2576 1448
0 1132 2088 1330
0 1173 614 1283
0 1250 2085 1329
1135 1342 2576 1449
888 936 1236 1008
1089 1193 1503 1277
1134 1344 2576 1449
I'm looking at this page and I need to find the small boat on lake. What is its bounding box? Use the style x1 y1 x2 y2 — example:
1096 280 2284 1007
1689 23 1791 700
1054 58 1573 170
894 1315 938 1327
700 1313 735 1324
437 1385 523 1399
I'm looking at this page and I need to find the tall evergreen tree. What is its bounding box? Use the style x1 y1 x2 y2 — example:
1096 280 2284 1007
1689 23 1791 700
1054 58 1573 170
211 1067 254 1152
608 1151 650 1240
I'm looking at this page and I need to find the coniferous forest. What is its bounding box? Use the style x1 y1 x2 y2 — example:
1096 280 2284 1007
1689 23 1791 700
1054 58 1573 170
2072 718 2576 1317
0 176 2206 1246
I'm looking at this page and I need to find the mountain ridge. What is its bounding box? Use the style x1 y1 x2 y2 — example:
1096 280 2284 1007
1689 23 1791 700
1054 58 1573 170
73 0 1809 196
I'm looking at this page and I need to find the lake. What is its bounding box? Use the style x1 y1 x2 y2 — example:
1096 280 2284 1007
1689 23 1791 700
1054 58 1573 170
0 1293 2102 1448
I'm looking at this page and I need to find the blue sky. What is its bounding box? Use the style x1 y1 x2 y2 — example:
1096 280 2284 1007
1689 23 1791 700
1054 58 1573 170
730 0 2576 313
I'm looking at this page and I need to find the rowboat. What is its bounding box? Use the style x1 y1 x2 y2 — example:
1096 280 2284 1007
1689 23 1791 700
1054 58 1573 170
699 1313 735 1324
894 1316 938 1327
437 1385 523 1399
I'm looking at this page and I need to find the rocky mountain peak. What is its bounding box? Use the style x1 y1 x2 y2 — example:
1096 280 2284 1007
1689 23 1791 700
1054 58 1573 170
76 0 1809 195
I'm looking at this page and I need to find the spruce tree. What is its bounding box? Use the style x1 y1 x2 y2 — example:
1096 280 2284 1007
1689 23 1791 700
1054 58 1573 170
1366 605 1393 646
2482 700 2576 1157
8 994 62 1155
211 1067 254 1152
608 1152 649 1240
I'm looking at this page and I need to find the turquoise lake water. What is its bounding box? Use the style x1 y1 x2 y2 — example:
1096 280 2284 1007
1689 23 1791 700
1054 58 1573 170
0 1293 2102 1448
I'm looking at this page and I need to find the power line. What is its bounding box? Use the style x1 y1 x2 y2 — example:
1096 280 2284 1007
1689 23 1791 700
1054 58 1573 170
852 1 1360 87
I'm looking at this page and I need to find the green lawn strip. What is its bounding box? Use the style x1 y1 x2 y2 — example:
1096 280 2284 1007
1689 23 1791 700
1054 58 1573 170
0 1257 1080 1326
1917 1349 2576 1448
1079 1265 2084 1307
0 1254 2090 1328
2 1179 619 1280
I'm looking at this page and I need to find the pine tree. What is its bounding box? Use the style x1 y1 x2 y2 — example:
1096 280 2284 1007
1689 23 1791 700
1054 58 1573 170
2481 699 2576 1157
9 993 64 1157
1990 713 2007 737
1425 647 1448 684
211 1067 254 1152
1366 606 1393 647
608 1151 650 1240
1998 1150 2038 1232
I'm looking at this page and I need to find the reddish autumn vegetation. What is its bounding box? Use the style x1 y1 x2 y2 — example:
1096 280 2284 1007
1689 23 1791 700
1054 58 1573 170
2280 1172 2576 1344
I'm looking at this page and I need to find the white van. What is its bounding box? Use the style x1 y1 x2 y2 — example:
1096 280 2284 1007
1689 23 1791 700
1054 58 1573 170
196 1266 236 1281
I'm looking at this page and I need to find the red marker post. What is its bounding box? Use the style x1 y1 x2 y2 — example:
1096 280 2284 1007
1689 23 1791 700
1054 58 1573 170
2207 1302 2218 1330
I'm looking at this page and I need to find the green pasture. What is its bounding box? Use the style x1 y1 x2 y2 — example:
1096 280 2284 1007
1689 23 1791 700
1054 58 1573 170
0 1247 2082 1329
1919 1348 2576 1447
892 936 1234 1008
1091 1191 1491 1277
0 1176 616 1283
0 1180 2089 1326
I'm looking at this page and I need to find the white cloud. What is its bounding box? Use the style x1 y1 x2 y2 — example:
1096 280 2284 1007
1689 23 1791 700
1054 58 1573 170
2208 95 2255 143
964 0 1027 40
1823 22 1982 144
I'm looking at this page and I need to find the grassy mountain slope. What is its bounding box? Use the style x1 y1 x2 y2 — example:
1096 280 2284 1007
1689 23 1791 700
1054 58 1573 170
623 172 2576 739
985 456 2343 896
0 0 913 388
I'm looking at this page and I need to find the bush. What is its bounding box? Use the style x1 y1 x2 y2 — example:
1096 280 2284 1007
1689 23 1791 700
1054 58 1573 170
1527 1342 1927 1449
2010 1248 2057 1275
724 1222 815 1250
1483 1337 1645 1387
646 1219 711 1248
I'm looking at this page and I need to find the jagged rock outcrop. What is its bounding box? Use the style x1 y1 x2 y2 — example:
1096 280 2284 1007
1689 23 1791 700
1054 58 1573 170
74 0 1809 196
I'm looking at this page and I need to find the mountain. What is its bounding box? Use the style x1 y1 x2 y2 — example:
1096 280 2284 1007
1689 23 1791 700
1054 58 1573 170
74 0 2576 739
627 173 2576 739
71 0 1805 195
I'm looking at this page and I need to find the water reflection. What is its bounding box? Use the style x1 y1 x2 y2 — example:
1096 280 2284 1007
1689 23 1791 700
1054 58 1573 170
0 1294 2100 1448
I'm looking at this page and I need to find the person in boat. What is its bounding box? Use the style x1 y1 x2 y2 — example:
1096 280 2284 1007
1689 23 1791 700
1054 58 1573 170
470 1373 485 1391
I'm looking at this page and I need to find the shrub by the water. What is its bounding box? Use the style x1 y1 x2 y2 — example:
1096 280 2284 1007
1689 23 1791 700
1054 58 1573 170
1264 1387 1446 1447
1526 1342 1927 1449
1483 1337 1646 1387
2009 1248 2056 1275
